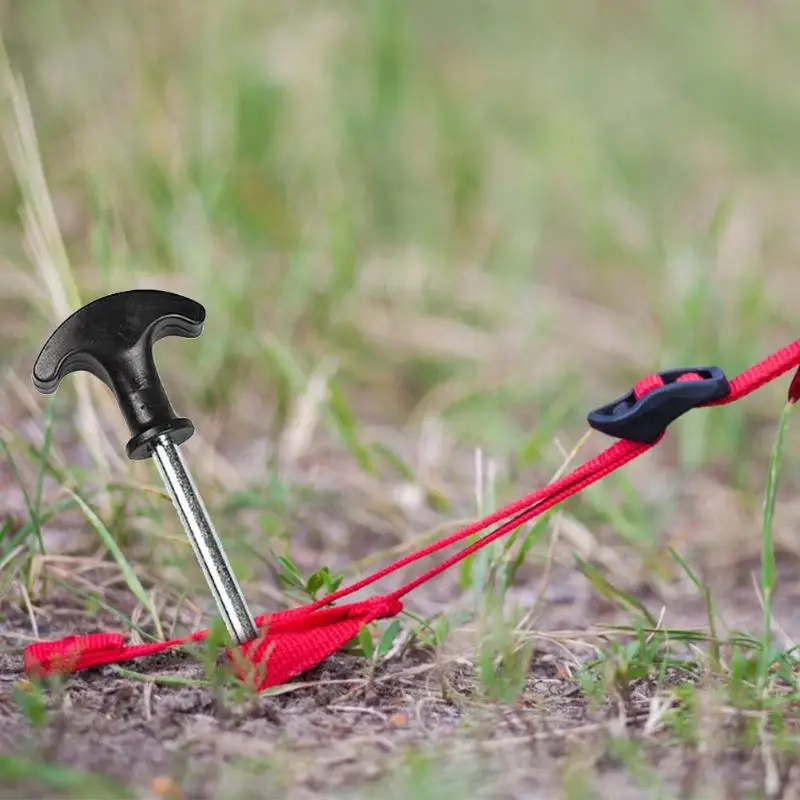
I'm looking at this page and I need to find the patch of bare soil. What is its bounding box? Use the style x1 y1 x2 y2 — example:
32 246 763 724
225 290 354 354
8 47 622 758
1 593 798 800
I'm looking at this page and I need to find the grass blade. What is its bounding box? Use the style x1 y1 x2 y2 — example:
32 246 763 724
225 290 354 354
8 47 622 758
67 489 162 638
757 399 795 691
668 545 720 671
574 555 657 627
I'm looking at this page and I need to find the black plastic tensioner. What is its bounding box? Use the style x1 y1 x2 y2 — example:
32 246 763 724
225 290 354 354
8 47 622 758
586 366 731 444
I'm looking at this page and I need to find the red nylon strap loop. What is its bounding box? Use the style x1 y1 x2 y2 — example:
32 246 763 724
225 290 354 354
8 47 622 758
24 633 126 677
22 597 403 690
632 371 704 401
21 339 800 690
230 596 403 690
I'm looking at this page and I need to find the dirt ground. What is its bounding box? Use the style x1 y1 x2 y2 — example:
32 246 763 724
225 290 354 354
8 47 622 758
2 553 799 800
2 409 800 799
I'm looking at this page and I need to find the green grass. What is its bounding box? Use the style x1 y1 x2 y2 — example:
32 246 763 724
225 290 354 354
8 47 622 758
0 755 133 800
1 1 800 798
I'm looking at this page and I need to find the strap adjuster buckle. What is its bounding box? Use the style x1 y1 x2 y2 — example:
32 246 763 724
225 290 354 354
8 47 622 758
587 366 731 444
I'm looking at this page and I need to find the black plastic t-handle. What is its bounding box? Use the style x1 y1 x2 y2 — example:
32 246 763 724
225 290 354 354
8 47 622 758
32 289 206 460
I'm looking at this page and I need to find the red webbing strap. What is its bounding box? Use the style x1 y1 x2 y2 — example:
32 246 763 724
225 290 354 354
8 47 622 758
24 597 403 690
22 340 800 691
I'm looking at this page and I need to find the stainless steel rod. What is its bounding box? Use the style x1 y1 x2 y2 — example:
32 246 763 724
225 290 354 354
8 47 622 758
152 434 258 644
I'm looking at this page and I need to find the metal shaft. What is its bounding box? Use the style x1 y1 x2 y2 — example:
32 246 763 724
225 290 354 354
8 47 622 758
152 434 258 644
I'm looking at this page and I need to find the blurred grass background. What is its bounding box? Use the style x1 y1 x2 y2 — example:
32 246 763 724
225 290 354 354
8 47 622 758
2 0 800 613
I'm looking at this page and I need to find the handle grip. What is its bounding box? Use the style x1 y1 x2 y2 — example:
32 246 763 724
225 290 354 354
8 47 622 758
32 289 206 460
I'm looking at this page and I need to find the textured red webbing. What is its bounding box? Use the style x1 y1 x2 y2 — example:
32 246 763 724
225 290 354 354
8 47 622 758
24 597 403 690
22 339 800 691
